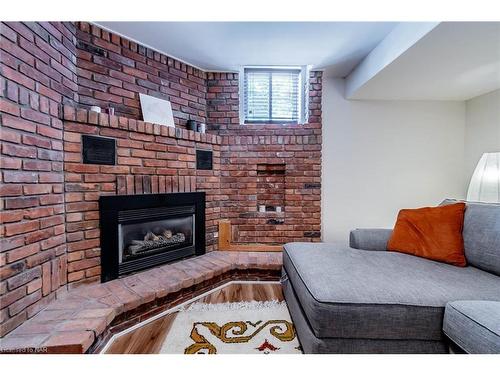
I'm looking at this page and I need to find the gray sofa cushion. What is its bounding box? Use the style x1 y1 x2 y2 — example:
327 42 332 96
283 274 448 354
441 199 500 276
283 242 500 341
443 300 500 354
349 228 392 251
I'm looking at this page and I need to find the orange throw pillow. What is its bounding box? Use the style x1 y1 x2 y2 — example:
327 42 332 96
387 203 467 266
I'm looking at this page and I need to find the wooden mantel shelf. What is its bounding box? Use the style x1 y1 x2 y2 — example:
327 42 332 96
218 220 283 252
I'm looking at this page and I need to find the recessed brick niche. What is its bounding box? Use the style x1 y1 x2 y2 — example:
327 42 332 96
257 163 286 213
0 21 322 337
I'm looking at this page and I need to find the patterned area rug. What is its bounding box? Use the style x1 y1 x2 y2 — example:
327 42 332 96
160 300 302 354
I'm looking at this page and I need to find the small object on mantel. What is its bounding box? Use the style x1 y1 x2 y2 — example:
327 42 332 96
90 106 101 113
139 93 175 127
187 120 198 132
108 107 115 116
276 206 282 213
259 205 266 213
198 123 206 133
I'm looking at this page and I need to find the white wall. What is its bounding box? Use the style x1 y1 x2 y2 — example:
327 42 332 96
345 22 439 98
322 78 466 243
464 89 500 187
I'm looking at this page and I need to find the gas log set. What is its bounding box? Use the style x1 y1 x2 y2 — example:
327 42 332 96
127 229 187 256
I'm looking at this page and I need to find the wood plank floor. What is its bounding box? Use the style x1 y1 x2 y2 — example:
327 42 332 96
103 282 283 354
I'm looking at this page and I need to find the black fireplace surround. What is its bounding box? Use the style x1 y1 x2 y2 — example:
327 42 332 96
99 192 206 282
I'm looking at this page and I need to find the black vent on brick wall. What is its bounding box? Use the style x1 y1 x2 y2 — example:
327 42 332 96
82 135 116 165
304 231 321 238
196 150 213 170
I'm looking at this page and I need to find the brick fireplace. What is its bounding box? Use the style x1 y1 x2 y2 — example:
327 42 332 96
60 106 221 286
0 21 322 337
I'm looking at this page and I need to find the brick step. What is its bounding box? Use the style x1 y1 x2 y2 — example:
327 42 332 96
0 251 282 354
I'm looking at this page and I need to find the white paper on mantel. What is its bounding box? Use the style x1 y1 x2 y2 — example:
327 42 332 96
139 93 175 127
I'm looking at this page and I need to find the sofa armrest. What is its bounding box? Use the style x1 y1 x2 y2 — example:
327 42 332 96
349 228 392 251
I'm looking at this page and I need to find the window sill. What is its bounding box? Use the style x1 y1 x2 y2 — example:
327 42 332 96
243 122 306 126
244 121 299 125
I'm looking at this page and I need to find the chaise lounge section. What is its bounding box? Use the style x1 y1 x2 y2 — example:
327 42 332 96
443 300 500 354
282 200 500 353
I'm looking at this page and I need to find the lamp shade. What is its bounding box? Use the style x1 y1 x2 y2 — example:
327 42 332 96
467 152 500 203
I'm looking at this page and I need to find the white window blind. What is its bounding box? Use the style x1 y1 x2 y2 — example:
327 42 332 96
243 68 302 124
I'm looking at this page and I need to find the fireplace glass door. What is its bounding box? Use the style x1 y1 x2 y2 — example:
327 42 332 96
99 192 205 282
114 204 198 275
119 214 194 265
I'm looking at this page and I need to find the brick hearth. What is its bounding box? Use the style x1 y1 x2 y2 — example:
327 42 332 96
1 21 322 338
0 251 282 354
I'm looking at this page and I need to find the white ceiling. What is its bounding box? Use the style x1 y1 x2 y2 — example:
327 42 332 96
349 22 500 100
95 22 396 75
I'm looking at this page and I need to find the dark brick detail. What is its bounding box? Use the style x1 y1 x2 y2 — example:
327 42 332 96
267 219 285 225
304 231 321 238
304 183 321 189
76 40 106 57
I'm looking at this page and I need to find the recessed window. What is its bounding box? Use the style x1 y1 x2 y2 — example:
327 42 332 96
241 66 308 124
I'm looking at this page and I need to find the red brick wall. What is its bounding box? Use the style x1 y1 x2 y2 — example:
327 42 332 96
1 21 323 337
210 71 323 244
75 23 207 128
206 72 239 131
219 123 322 243
61 106 221 286
308 71 322 124
1 22 78 336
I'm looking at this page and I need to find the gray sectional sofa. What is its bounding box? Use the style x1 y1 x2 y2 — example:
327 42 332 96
282 200 500 353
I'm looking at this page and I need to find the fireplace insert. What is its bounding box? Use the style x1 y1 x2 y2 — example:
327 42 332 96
99 192 205 282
